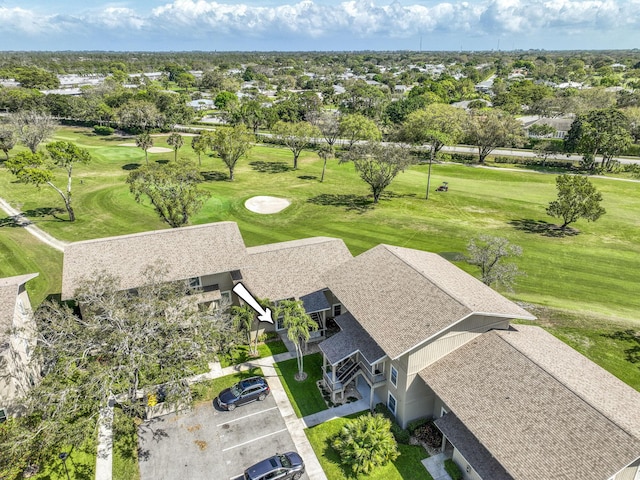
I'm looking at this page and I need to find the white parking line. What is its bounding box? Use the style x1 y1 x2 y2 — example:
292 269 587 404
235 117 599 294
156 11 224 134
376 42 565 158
216 406 279 427
221 428 288 452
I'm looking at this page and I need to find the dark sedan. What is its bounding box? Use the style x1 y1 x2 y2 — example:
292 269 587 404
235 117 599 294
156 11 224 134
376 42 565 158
244 452 305 480
216 376 270 411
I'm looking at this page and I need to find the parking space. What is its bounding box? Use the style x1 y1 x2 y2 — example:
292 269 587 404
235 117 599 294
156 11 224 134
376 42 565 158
138 395 309 480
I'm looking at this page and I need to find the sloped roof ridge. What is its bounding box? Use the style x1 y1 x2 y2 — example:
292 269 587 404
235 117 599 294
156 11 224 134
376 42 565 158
247 236 342 253
495 328 640 440
0 272 39 288
380 244 469 310
69 221 240 246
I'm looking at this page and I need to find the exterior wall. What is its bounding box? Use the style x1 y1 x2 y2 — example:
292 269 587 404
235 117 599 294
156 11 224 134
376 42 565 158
613 457 640 480
0 286 38 416
200 272 234 298
452 448 483 480
394 314 511 428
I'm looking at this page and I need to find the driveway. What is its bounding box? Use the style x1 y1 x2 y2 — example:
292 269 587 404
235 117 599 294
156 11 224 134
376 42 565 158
138 396 309 480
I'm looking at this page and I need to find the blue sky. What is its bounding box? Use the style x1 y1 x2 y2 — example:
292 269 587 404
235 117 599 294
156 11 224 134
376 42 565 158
0 0 638 51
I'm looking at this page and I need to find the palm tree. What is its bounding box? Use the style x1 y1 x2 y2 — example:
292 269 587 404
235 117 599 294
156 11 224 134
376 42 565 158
231 304 256 355
277 299 317 381
167 133 184 161
135 133 153 165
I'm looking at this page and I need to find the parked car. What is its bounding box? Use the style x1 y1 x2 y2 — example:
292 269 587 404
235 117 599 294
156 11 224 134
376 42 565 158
216 376 270 411
244 452 305 480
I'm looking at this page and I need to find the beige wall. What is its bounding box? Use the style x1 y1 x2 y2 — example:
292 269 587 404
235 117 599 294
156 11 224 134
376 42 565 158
613 457 640 480
393 314 511 428
1 287 38 416
452 448 483 480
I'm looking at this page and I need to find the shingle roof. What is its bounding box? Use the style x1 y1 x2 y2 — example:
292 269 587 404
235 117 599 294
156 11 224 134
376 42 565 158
323 245 534 359
434 413 511 480
0 273 38 333
61 222 247 299
300 290 331 313
419 325 640 480
243 237 352 302
319 312 386 366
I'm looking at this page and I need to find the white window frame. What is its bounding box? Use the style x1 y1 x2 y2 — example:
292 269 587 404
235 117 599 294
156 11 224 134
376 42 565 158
390 366 398 387
441 406 449 417
387 392 397 415
332 304 342 317
220 290 232 306
188 277 202 289
0 408 6 423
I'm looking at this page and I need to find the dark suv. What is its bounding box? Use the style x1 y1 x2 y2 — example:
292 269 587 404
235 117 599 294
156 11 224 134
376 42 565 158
244 452 305 480
216 376 270 411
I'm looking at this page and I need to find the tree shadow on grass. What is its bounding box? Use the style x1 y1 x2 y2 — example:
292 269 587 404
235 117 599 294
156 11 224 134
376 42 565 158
298 175 317 180
602 330 640 367
509 219 579 237
307 194 374 213
155 159 170 165
122 163 141 170
0 207 64 227
249 161 293 174
201 171 228 181
380 190 417 199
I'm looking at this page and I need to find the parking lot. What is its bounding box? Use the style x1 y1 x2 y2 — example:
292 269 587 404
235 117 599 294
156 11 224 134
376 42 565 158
138 395 309 480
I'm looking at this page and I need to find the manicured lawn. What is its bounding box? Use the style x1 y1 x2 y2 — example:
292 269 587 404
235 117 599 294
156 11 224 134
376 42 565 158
273 352 327 417
305 413 431 480
31 444 95 480
219 340 289 367
190 367 264 404
112 411 140 480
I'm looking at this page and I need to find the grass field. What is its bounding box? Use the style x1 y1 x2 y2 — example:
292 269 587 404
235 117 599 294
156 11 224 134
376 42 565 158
305 413 431 480
274 352 327 417
1 126 639 389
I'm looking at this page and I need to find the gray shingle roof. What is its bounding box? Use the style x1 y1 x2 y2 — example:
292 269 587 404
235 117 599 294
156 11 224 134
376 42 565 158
434 413 512 480
319 312 386 365
300 290 331 313
419 325 640 480
61 222 247 299
0 273 38 335
323 245 534 359
243 237 352 302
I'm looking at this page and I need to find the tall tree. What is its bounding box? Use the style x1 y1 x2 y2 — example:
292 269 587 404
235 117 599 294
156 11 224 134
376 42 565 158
116 100 164 133
397 104 467 199
318 144 334 183
277 299 317 381
340 142 414 203
272 120 320 169
127 159 210 228
191 134 208 166
339 113 381 150
1 268 238 475
464 235 523 290
313 110 341 149
166 133 184 161
564 108 632 172
135 132 153 166
464 109 525 163
211 124 254 180
0 126 16 159
10 110 58 153
6 141 91 222
546 174 606 231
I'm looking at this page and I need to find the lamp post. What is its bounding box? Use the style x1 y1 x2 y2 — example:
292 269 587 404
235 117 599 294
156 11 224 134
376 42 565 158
58 452 71 480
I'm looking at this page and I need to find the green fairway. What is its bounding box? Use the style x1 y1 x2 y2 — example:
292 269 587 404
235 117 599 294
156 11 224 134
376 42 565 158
1 126 639 387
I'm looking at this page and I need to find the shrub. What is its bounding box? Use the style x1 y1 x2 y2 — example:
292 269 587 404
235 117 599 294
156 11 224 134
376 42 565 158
93 125 114 136
373 403 411 444
413 421 443 449
444 459 463 480
406 417 429 435
331 413 400 475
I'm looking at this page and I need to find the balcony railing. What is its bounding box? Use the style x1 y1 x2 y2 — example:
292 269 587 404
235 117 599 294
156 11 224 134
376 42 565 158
323 360 386 393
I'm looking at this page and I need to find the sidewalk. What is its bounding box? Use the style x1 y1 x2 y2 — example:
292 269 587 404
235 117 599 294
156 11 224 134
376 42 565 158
0 197 68 252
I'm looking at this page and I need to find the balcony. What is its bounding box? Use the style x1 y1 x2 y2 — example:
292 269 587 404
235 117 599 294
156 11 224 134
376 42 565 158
323 358 386 397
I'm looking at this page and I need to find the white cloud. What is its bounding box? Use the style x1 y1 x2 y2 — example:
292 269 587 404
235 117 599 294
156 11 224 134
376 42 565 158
1 0 640 48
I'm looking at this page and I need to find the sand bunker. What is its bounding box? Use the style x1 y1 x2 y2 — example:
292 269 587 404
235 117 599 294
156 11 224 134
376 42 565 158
119 143 173 153
244 196 291 214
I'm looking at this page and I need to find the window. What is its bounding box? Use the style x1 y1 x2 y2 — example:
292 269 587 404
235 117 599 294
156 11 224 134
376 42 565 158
390 366 398 387
188 277 201 289
440 406 449 418
387 392 397 415
220 290 232 306
0 409 6 423
332 304 342 317
276 314 285 331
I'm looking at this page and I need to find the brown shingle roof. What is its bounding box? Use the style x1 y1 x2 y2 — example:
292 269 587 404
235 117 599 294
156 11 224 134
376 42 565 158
243 237 352 302
419 326 640 480
61 222 247 299
324 245 533 359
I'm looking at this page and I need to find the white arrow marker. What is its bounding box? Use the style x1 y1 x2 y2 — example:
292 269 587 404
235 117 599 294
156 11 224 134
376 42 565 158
232 282 273 324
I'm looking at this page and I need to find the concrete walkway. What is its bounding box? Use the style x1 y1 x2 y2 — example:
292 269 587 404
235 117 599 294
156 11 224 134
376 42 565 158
422 453 453 480
95 398 115 480
0 197 68 252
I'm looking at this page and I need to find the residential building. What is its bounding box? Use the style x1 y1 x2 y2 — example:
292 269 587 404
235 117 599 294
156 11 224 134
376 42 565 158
60 221 640 479
0 273 39 419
